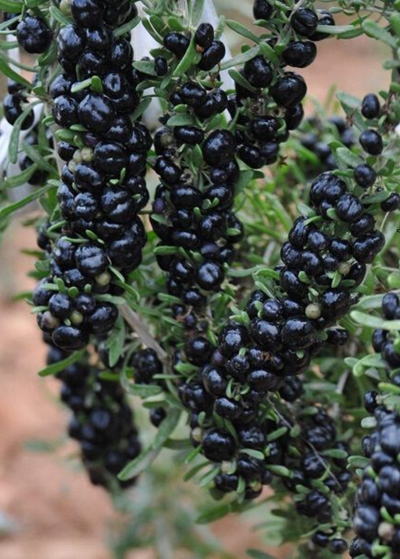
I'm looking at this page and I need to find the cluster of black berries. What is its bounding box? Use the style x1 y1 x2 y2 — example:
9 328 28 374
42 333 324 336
46 343 141 490
356 93 400 213
33 0 152 350
228 4 335 170
283 406 351 555
297 115 355 178
176 167 390 498
3 79 35 128
349 294 400 557
152 22 244 335
351 404 400 557
164 22 225 72
152 122 242 315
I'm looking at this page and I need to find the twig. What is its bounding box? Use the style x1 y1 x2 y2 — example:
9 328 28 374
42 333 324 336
121 304 169 364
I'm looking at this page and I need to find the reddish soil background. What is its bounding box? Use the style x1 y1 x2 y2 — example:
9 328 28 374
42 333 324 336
0 30 388 559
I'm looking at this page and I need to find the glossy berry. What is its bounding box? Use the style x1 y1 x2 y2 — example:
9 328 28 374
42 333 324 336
359 129 383 156
354 163 376 188
202 429 236 462
310 11 335 42
244 56 273 88
196 261 224 291
17 16 52 54
154 56 168 76
78 94 115 133
53 325 89 350
281 317 316 349
202 130 236 166
329 539 348 554
361 94 380 119
270 73 307 108
195 23 214 49
52 95 79 127
48 293 73 320
282 41 317 68
180 81 207 106
198 41 226 71
381 192 400 212
164 32 190 59
291 8 318 37
71 0 105 28
336 193 363 222
75 244 108 277
253 0 273 20
364 391 379 413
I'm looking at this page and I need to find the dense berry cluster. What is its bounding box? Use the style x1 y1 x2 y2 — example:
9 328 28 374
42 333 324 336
164 22 226 71
46 343 141 490
350 294 400 557
228 4 335 170
177 166 390 499
32 0 152 350
351 405 400 558
286 406 351 554
151 22 243 338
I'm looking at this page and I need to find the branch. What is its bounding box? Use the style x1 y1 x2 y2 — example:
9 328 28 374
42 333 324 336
121 304 169 365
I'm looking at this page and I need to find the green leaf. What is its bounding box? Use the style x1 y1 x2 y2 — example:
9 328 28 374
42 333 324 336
71 78 92 94
133 60 158 77
334 147 364 169
362 20 397 48
118 447 159 480
49 5 72 26
130 97 152 121
0 185 51 224
196 503 232 524
0 53 32 89
267 427 288 442
173 36 201 77
347 456 369 469
104 315 125 367
38 349 86 377
167 114 196 127
128 384 163 398
234 170 255 195
322 449 348 460
113 15 140 38
119 408 181 480
351 311 400 331
226 20 260 43
220 46 260 71
183 461 209 482
0 0 22 12
22 142 56 174
337 91 360 113
352 354 385 377
190 0 205 25
229 69 258 93
354 293 385 311
154 245 178 256
153 407 181 448
266 465 291 477
240 449 265 460
9 103 40 164
2 164 39 189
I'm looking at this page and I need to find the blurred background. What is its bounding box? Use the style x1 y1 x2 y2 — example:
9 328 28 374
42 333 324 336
0 1 391 557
